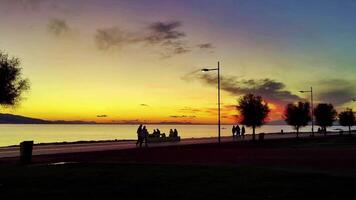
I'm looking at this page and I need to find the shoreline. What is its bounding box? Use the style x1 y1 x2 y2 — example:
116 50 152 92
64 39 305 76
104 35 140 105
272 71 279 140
1 130 355 148
0 130 355 159
2 134 356 171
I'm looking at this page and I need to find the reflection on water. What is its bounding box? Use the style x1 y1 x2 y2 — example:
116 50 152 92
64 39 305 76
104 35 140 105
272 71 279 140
0 124 349 147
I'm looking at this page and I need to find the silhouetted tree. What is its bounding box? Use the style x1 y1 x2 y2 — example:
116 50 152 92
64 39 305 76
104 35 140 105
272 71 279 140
0 51 29 107
237 94 270 141
284 102 311 138
314 103 337 136
339 108 355 135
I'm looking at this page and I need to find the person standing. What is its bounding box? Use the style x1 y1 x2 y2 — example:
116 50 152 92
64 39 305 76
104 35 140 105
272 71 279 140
236 124 241 137
143 126 148 147
136 124 143 147
232 125 236 139
169 129 174 137
173 129 178 137
241 126 245 139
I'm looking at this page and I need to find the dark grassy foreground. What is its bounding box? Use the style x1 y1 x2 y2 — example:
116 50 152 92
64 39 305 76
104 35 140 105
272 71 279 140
1 163 356 200
1 135 356 199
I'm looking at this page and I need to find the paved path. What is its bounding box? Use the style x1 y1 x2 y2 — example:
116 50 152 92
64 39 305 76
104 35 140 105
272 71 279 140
0 132 344 158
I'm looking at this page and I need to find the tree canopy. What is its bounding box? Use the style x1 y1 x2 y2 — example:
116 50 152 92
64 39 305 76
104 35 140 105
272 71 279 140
314 103 337 135
338 108 355 134
237 94 270 140
284 102 311 137
0 51 29 106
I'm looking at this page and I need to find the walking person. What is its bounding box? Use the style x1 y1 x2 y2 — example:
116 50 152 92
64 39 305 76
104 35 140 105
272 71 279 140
136 124 143 147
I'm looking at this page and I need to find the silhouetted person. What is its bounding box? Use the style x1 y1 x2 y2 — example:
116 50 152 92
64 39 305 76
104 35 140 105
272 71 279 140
143 126 148 147
241 126 245 139
232 126 236 139
236 125 241 137
136 124 143 147
152 129 160 137
169 129 174 137
173 129 178 137
281 129 284 135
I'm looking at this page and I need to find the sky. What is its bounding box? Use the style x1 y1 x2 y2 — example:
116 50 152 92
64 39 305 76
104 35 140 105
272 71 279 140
0 0 355 124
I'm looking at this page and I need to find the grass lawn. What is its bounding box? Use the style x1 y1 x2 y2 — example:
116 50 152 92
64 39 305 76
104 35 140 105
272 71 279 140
1 163 355 200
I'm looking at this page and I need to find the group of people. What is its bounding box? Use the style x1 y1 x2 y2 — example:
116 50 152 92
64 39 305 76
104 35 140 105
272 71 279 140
152 129 163 137
136 125 180 148
136 124 148 148
169 129 179 137
151 128 179 138
232 124 245 139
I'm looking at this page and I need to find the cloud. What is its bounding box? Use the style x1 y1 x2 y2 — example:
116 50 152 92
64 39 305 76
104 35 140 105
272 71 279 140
169 115 196 118
96 115 107 118
317 79 356 106
182 71 302 104
197 43 214 49
94 27 138 50
145 21 185 43
95 21 211 57
157 121 192 124
1 0 67 12
47 18 71 37
179 107 202 113
144 21 190 57
111 119 147 124
3 0 45 10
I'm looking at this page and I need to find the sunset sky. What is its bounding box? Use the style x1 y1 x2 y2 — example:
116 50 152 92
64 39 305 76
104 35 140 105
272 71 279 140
0 0 355 124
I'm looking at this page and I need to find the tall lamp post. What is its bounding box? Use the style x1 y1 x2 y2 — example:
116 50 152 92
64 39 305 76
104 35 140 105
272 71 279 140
202 61 221 144
299 87 314 136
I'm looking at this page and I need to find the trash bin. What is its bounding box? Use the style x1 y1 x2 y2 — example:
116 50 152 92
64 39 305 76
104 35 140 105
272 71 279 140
258 133 265 141
20 141 33 164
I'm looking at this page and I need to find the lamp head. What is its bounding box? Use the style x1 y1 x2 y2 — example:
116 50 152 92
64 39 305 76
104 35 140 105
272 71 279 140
201 68 210 72
299 91 305 93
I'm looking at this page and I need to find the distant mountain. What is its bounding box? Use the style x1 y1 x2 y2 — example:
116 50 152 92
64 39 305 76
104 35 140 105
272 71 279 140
51 120 97 124
0 113 50 124
0 113 341 126
0 113 97 124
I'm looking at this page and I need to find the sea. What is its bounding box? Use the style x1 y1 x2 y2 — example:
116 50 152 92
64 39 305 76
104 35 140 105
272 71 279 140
0 124 350 147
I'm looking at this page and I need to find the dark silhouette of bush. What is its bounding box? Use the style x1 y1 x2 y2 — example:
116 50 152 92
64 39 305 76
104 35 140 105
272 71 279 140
314 103 337 136
339 108 355 135
0 51 29 106
284 102 311 138
237 94 270 141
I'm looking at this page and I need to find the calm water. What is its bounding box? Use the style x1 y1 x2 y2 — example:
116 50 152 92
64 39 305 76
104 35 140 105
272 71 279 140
0 124 349 147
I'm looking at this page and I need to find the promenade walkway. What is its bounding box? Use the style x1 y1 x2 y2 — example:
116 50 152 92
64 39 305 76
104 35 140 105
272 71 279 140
0 131 347 158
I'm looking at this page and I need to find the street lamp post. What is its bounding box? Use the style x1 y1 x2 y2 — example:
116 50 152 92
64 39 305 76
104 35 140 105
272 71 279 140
299 87 314 136
202 61 221 144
